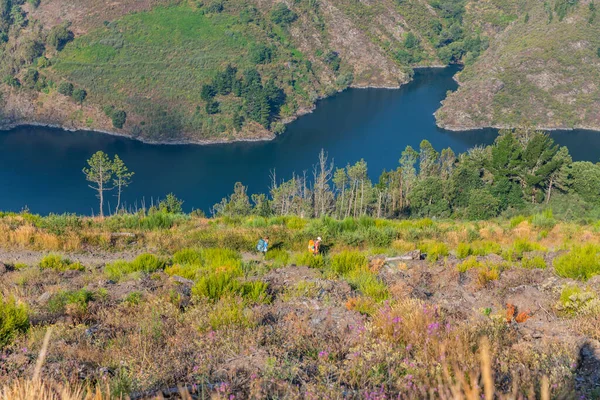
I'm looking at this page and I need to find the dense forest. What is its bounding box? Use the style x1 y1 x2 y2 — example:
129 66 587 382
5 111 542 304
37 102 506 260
214 129 600 221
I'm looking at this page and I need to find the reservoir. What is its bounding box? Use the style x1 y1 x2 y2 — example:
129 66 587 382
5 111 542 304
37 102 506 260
0 66 597 215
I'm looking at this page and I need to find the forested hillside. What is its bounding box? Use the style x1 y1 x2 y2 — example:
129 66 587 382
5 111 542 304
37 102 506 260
0 0 598 142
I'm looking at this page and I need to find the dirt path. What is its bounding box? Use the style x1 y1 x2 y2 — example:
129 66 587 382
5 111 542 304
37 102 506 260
0 247 142 268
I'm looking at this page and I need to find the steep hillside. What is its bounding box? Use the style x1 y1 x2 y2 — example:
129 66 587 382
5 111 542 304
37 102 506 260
0 0 597 142
0 213 599 398
437 0 600 131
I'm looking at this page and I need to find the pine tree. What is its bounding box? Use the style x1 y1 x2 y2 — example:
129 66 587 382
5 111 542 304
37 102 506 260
83 151 114 217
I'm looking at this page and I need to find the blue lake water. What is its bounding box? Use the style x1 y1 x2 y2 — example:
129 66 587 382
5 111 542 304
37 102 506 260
0 66 598 215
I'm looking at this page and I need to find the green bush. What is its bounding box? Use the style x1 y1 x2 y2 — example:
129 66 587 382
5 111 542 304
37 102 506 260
57 82 74 96
47 289 94 315
112 110 127 129
270 3 297 25
105 254 165 281
554 245 600 280
330 251 368 276
172 248 202 265
510 215 527 228
124 291 142 306
293 253 325 269
39 254 84 272
558 285 597 315
208 298 255 331
193 271 240 301
457 256 483 273
532 209 556 230
192 271 269 303
346 271 389 302
456 241 501 259
0 297 29 348
265 249 290 266
504 239 545 260
522 255 547 269
420 241 449 262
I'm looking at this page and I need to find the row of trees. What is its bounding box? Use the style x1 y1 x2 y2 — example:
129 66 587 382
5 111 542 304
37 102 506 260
214 129 600 220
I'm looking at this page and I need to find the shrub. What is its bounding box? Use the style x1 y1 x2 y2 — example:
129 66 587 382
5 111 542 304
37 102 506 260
47 289 94 315
124 292 142 306
3 75 20 88
0 297 29 348
105 254 165 281
57 82 74 96
265 249 290 266
456 243 472 259
330 251 368 276
346 271 389 302
39 254 84 272
554 245 600 280
192 271 240 301
505 239 545 260
532 209 556 230
557 285 597 315
420 241 449 262
111 110 127 129
477 267 500 287
510 215 527 228
294 253 325 269
240 281 271 304
207 298 255 331
457 256 483 273
522 255 546 269
72 88 87 104
457 241 502 259
270 3 297 25
172 248 202 265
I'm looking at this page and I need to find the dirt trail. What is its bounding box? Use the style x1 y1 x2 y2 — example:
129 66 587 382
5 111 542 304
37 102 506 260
0 247 141 268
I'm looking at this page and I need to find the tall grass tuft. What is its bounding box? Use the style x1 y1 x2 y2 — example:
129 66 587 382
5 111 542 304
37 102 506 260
554 244 600 280
39 254 84 272
105 253 165 281
0 296 29 348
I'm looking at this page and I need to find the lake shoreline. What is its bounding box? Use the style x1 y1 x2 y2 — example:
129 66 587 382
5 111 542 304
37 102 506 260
436 122 600 134
0 68 427 146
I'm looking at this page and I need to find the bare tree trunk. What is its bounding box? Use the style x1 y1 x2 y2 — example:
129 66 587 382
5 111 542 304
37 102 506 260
360 179 365 216
99 184 104 217
546 178 554 205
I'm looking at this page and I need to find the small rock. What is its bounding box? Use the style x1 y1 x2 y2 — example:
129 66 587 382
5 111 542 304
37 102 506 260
0 262 6 274
37 292 52 304
171 275 195 286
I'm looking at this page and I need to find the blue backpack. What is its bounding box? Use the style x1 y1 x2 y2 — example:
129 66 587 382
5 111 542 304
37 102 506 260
257 239 267 252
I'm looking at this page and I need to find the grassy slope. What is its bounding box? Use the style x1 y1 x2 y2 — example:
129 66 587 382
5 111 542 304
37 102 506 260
50 4 313 141
0 213 599 397
0 0 444 142
437 0 600 130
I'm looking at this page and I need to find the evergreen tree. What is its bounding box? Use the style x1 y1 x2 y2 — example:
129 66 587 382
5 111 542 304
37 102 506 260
83 151 114 217
112 155 134 213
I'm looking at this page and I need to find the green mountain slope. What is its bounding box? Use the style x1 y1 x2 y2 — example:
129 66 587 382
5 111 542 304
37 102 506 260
436 0 600 131
0 0 597 142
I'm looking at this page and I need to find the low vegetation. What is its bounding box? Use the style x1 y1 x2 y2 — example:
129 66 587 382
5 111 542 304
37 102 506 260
0 208 599 398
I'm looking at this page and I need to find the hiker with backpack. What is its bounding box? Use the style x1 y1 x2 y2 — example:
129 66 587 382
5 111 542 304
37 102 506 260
256 236 269 256
308 237 322 256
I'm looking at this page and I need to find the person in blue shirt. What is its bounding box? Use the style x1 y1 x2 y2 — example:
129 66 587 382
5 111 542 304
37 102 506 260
256 236 269 257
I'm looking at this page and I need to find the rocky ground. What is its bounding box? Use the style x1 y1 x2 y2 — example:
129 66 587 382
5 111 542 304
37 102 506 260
1 247 599 398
